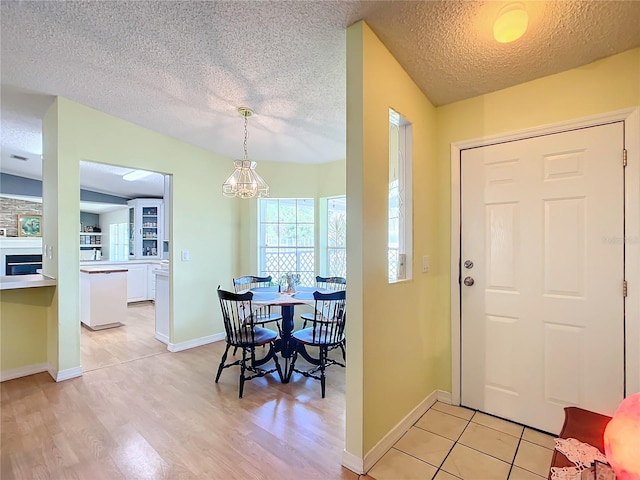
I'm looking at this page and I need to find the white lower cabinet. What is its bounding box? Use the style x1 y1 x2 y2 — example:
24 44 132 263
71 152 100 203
80 261 160 303
126 264 148 302
154 268 169 344
147 264 156 301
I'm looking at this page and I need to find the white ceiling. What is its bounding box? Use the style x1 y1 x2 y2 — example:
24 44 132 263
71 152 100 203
77 161 165 199
1 1 639 198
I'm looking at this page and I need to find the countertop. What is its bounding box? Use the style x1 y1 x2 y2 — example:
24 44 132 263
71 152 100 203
80 259 163 266
80 267 129 274
0 274 57 291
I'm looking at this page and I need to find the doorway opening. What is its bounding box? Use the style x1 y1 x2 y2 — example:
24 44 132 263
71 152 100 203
79 160 171 371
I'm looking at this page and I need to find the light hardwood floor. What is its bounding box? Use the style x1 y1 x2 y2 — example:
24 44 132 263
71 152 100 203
80 302 167 372
1 303 363 479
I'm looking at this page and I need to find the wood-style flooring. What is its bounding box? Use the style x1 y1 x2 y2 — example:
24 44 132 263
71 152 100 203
80 302 167 372
1 303 363 480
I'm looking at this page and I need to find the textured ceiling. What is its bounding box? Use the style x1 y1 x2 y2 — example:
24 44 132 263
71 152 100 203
1 0 639 196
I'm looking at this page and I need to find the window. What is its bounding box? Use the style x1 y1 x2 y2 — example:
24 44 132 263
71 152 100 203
109 223 129 261
259 199 315 286
389 108 413 283
321 196 346 277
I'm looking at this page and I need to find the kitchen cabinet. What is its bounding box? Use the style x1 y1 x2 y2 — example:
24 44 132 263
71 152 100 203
79 260 160 303
154 268 169 345
147 264 157 301
163 176 170 243
128 199 163 260
125 263 148 302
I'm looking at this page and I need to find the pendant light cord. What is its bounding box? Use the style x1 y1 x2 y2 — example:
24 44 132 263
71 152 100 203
244 114 248 161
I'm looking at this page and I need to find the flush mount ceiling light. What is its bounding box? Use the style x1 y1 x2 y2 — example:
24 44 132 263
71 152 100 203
222 107 269 199
493 2 528 43
123 169 155 181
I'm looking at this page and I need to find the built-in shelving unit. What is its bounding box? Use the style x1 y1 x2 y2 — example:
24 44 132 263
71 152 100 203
128 199 162 259
80 232 102 260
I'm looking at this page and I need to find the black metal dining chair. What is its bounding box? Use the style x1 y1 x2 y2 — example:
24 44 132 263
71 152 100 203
232 275 282 329
215 287 283 398
288 290 346 398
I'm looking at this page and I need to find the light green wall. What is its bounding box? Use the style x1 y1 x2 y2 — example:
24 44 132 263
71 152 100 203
3 99 345 377
347 21 442 456
434 47 640 389
42 101 61 371
236 159 346 280
40 97 240 374
345 21 365 460
0 287 54 371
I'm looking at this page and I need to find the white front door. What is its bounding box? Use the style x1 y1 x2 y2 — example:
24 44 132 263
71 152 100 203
460 122 625 434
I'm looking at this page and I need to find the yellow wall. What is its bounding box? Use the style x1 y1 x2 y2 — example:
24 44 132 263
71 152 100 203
434 47 640 389
347 21 443 456
0 287 54 371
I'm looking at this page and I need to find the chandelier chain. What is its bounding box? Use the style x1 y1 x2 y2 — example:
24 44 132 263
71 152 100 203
221 106 269 198
243 115 248 161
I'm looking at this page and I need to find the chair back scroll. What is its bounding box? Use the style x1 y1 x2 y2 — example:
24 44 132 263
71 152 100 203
315 276 347 291
217 288 258 346
310 290 346 346
232 275 280 325
232 275 274 293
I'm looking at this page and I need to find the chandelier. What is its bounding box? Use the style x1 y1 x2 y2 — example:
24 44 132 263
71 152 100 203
222 107 269 198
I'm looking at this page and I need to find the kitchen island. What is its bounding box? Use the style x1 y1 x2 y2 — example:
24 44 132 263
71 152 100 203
80 266 128 330
80 259 162 302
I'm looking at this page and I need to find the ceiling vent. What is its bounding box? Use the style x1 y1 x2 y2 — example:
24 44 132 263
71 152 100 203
10 154 28 161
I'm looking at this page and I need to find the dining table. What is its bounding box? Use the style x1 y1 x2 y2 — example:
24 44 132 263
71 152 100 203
249 286 331 382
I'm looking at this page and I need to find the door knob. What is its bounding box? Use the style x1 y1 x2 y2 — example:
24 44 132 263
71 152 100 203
463 276 474 286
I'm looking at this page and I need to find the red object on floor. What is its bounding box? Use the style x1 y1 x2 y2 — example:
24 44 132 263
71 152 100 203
548 406 612 480
604 393 640 480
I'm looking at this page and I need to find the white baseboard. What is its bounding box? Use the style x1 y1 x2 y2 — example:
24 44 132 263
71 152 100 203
167 333 225 352
155 333 169 345
49 365 83 382
342 449 364 475
363 390 440 472
0 363 49 382
437 390 452 404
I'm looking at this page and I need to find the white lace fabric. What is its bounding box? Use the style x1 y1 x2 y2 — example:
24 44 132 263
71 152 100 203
550 438 609 480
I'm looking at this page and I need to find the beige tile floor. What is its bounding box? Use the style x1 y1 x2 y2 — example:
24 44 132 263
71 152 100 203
369 402 556 480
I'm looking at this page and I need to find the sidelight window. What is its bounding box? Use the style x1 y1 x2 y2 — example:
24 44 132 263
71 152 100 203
389 108 413 283
320 195 346 277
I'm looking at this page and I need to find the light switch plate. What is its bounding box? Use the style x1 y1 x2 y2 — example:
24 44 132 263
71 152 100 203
422 255 430 273
181 250 190 261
